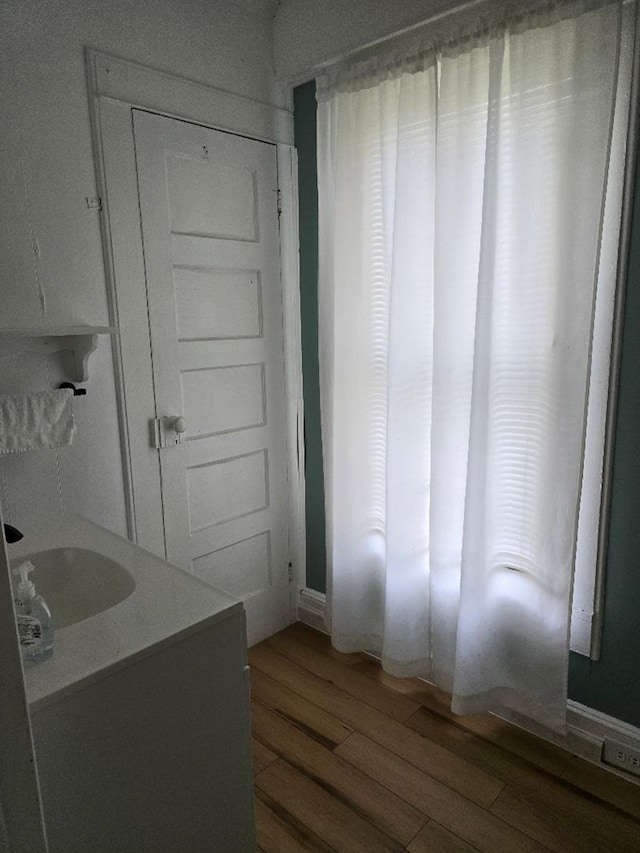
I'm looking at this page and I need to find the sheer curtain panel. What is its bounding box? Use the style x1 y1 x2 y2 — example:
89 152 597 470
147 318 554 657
317 0 634 730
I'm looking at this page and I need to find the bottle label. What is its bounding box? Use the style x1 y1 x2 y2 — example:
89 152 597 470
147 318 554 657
17 615 42 648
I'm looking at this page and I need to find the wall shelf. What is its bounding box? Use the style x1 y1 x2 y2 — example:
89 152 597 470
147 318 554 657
0 326 116 382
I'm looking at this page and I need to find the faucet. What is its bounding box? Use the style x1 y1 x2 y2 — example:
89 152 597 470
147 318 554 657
3 524 23 544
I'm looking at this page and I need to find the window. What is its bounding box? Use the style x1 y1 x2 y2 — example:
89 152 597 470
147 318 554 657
314 0 636 728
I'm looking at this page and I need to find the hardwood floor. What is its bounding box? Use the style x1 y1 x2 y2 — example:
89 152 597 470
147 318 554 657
249 622 640 853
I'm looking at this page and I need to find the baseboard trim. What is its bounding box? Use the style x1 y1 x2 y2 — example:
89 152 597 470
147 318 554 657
566 701 640 781
297 587 327 632
499 702 640 786
568 698 640 744
296 587 640 784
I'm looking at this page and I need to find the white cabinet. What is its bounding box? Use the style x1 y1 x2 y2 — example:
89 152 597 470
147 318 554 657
29 608 255 853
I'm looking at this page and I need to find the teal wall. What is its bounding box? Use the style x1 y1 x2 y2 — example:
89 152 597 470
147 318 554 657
294 81 326 594
568 146 640 728
294 80 640 728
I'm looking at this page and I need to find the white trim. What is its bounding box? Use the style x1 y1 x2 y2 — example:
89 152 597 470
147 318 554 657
86 50 298 568
588 4 640 660
86 59 139 544
278 147 307 615
0 526 48 851
296 588 640 784
499 702 640 786
591 0 640 660
88 96 165 555
298 587 327 632
87 49 293 146
569 608 595 660
567 700 640 749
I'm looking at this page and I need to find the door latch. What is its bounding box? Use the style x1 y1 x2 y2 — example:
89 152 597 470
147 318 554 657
151 416 187 449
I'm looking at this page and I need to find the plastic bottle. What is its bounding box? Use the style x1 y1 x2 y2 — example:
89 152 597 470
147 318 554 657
12 560 54 663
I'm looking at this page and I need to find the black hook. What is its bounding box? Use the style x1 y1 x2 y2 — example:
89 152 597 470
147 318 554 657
3 523 23 543
59 382 87 397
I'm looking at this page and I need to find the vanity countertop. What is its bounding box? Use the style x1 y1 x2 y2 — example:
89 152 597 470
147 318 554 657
10 515 242 711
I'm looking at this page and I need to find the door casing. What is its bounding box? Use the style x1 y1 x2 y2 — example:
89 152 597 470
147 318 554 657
86 50 305 620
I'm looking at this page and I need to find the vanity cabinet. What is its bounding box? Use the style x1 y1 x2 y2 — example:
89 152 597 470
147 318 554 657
29 607 255 853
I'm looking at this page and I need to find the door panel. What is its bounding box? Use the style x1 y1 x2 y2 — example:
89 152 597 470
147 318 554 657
167 157 259 240
180 364 265 438
133 110 291 644
192 532 271 599
187 450 268 531
174 267 262 340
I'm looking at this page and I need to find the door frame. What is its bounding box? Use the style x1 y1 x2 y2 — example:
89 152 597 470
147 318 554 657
86 50 306 615
0 514 49 852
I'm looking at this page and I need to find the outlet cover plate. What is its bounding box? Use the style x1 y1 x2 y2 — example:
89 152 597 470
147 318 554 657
602 737 640 777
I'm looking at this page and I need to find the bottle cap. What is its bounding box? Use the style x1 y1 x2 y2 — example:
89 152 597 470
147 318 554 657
12 560 36 599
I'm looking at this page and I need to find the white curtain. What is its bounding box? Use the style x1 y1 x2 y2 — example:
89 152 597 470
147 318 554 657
317 0 634 730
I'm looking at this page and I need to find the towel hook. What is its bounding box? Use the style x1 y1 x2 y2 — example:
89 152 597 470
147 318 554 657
59 382 87 397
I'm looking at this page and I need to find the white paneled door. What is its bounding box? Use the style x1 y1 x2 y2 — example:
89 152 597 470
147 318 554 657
133 110 291 644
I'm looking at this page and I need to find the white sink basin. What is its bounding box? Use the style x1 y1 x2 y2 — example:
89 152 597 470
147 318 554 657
9 515 240 710
15 548 136 629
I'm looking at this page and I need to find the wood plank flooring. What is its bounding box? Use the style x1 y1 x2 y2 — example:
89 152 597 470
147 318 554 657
249 622 640 853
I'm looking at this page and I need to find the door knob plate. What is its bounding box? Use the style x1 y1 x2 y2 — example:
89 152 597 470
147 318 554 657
151 416 187 449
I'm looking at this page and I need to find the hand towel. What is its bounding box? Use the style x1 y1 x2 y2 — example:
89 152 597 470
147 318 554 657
0 389 76 454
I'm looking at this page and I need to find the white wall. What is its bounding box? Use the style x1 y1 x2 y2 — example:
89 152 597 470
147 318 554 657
273 0 464 81
0 0 282 536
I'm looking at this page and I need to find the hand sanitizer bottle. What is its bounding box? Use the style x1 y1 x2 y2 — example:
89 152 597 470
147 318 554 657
12 560 54 663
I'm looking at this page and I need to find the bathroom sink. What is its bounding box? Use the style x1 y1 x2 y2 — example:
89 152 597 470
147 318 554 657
15 548 136 629
10 515 240 710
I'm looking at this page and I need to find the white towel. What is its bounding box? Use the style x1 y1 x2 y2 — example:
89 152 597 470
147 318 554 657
0 389 76 454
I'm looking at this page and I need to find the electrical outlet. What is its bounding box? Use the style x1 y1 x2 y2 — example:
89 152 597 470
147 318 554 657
602 737 640 778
